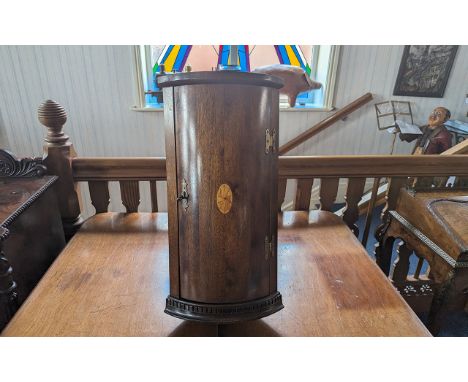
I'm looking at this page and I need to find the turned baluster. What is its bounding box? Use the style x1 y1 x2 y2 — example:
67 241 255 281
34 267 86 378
119 180 141 213
295 178 314 211
38 100 83 240
343 177 366 236
319 178 339 212
390 241 412 282
277 178 287 212
88 181 110 213
374 176 407 274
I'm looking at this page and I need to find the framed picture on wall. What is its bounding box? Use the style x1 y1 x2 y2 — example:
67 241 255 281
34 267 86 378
393 45 458 98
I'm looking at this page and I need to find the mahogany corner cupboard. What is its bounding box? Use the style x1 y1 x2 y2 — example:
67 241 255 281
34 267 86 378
158 71 284 323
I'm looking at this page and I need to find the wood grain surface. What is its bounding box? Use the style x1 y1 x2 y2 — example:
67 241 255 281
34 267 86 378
168 81 279 304
71 155 468 181
2 212 429 336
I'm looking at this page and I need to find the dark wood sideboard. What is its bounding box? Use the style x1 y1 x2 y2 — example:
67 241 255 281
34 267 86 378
0 151 66 331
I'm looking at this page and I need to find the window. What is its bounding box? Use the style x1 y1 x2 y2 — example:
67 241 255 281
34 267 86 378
135 45 340 110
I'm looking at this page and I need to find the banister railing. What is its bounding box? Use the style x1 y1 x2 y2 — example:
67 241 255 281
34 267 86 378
37 99 468 244
69 154 468 244
71 154 468 180
441 138 468 155
277 155 468 177
72 157 167 181
278 92 373 155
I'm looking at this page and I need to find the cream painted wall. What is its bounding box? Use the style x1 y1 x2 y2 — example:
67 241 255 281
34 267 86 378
1 45 467 215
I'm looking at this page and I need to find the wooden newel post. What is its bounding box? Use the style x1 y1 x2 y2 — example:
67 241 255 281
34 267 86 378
38 100 83 240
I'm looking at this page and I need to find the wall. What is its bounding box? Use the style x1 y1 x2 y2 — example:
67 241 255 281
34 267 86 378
1 45 467 214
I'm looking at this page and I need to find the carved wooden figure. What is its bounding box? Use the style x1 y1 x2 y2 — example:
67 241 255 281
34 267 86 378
159 71 284 323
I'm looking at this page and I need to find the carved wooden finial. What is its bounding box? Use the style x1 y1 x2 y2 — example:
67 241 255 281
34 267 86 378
38 100 69 145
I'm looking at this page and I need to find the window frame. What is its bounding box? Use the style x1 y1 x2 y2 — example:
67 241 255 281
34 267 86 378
132 45 340 112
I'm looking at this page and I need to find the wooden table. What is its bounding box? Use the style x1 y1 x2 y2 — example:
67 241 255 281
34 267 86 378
2 211 430 336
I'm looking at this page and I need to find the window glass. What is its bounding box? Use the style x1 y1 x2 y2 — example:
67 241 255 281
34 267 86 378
141 45 336 109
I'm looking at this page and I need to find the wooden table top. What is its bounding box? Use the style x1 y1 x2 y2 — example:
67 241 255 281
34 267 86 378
2 211 430 336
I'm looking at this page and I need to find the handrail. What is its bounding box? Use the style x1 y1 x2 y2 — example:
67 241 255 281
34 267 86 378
72 155 468 181
278 155 468 178
278 92 373 155
441 139 468 155
73 157 167 181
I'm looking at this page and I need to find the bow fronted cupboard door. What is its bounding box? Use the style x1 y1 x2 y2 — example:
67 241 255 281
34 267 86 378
160 71 283 322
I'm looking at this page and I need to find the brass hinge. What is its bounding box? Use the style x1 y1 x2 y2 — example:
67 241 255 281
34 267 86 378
264 235 276 260
265 129 276 154
177 178 190 212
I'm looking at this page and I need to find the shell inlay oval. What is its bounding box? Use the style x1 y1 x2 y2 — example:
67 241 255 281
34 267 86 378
216 183 233 214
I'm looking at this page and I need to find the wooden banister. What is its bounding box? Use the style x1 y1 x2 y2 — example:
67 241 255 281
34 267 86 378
278 155 468 178
278 92 373 155
38 100 83 239
441 139 468 155
356 135 468 217
70 154 468 245
72 157 167 181
71 155 468 181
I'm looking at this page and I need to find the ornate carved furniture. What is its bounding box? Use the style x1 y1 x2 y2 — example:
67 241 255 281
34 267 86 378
0 150 65 330
159 72 284 322
376 187 468 334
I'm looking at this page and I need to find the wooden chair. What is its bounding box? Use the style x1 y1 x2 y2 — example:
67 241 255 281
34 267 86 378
4 100 468 336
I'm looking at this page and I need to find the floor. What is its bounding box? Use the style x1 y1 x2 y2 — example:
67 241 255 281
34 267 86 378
353 204 468 336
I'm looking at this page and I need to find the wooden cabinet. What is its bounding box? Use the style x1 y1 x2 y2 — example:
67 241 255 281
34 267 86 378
377 188 468 334
159 71 284 323
0 151 66 330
